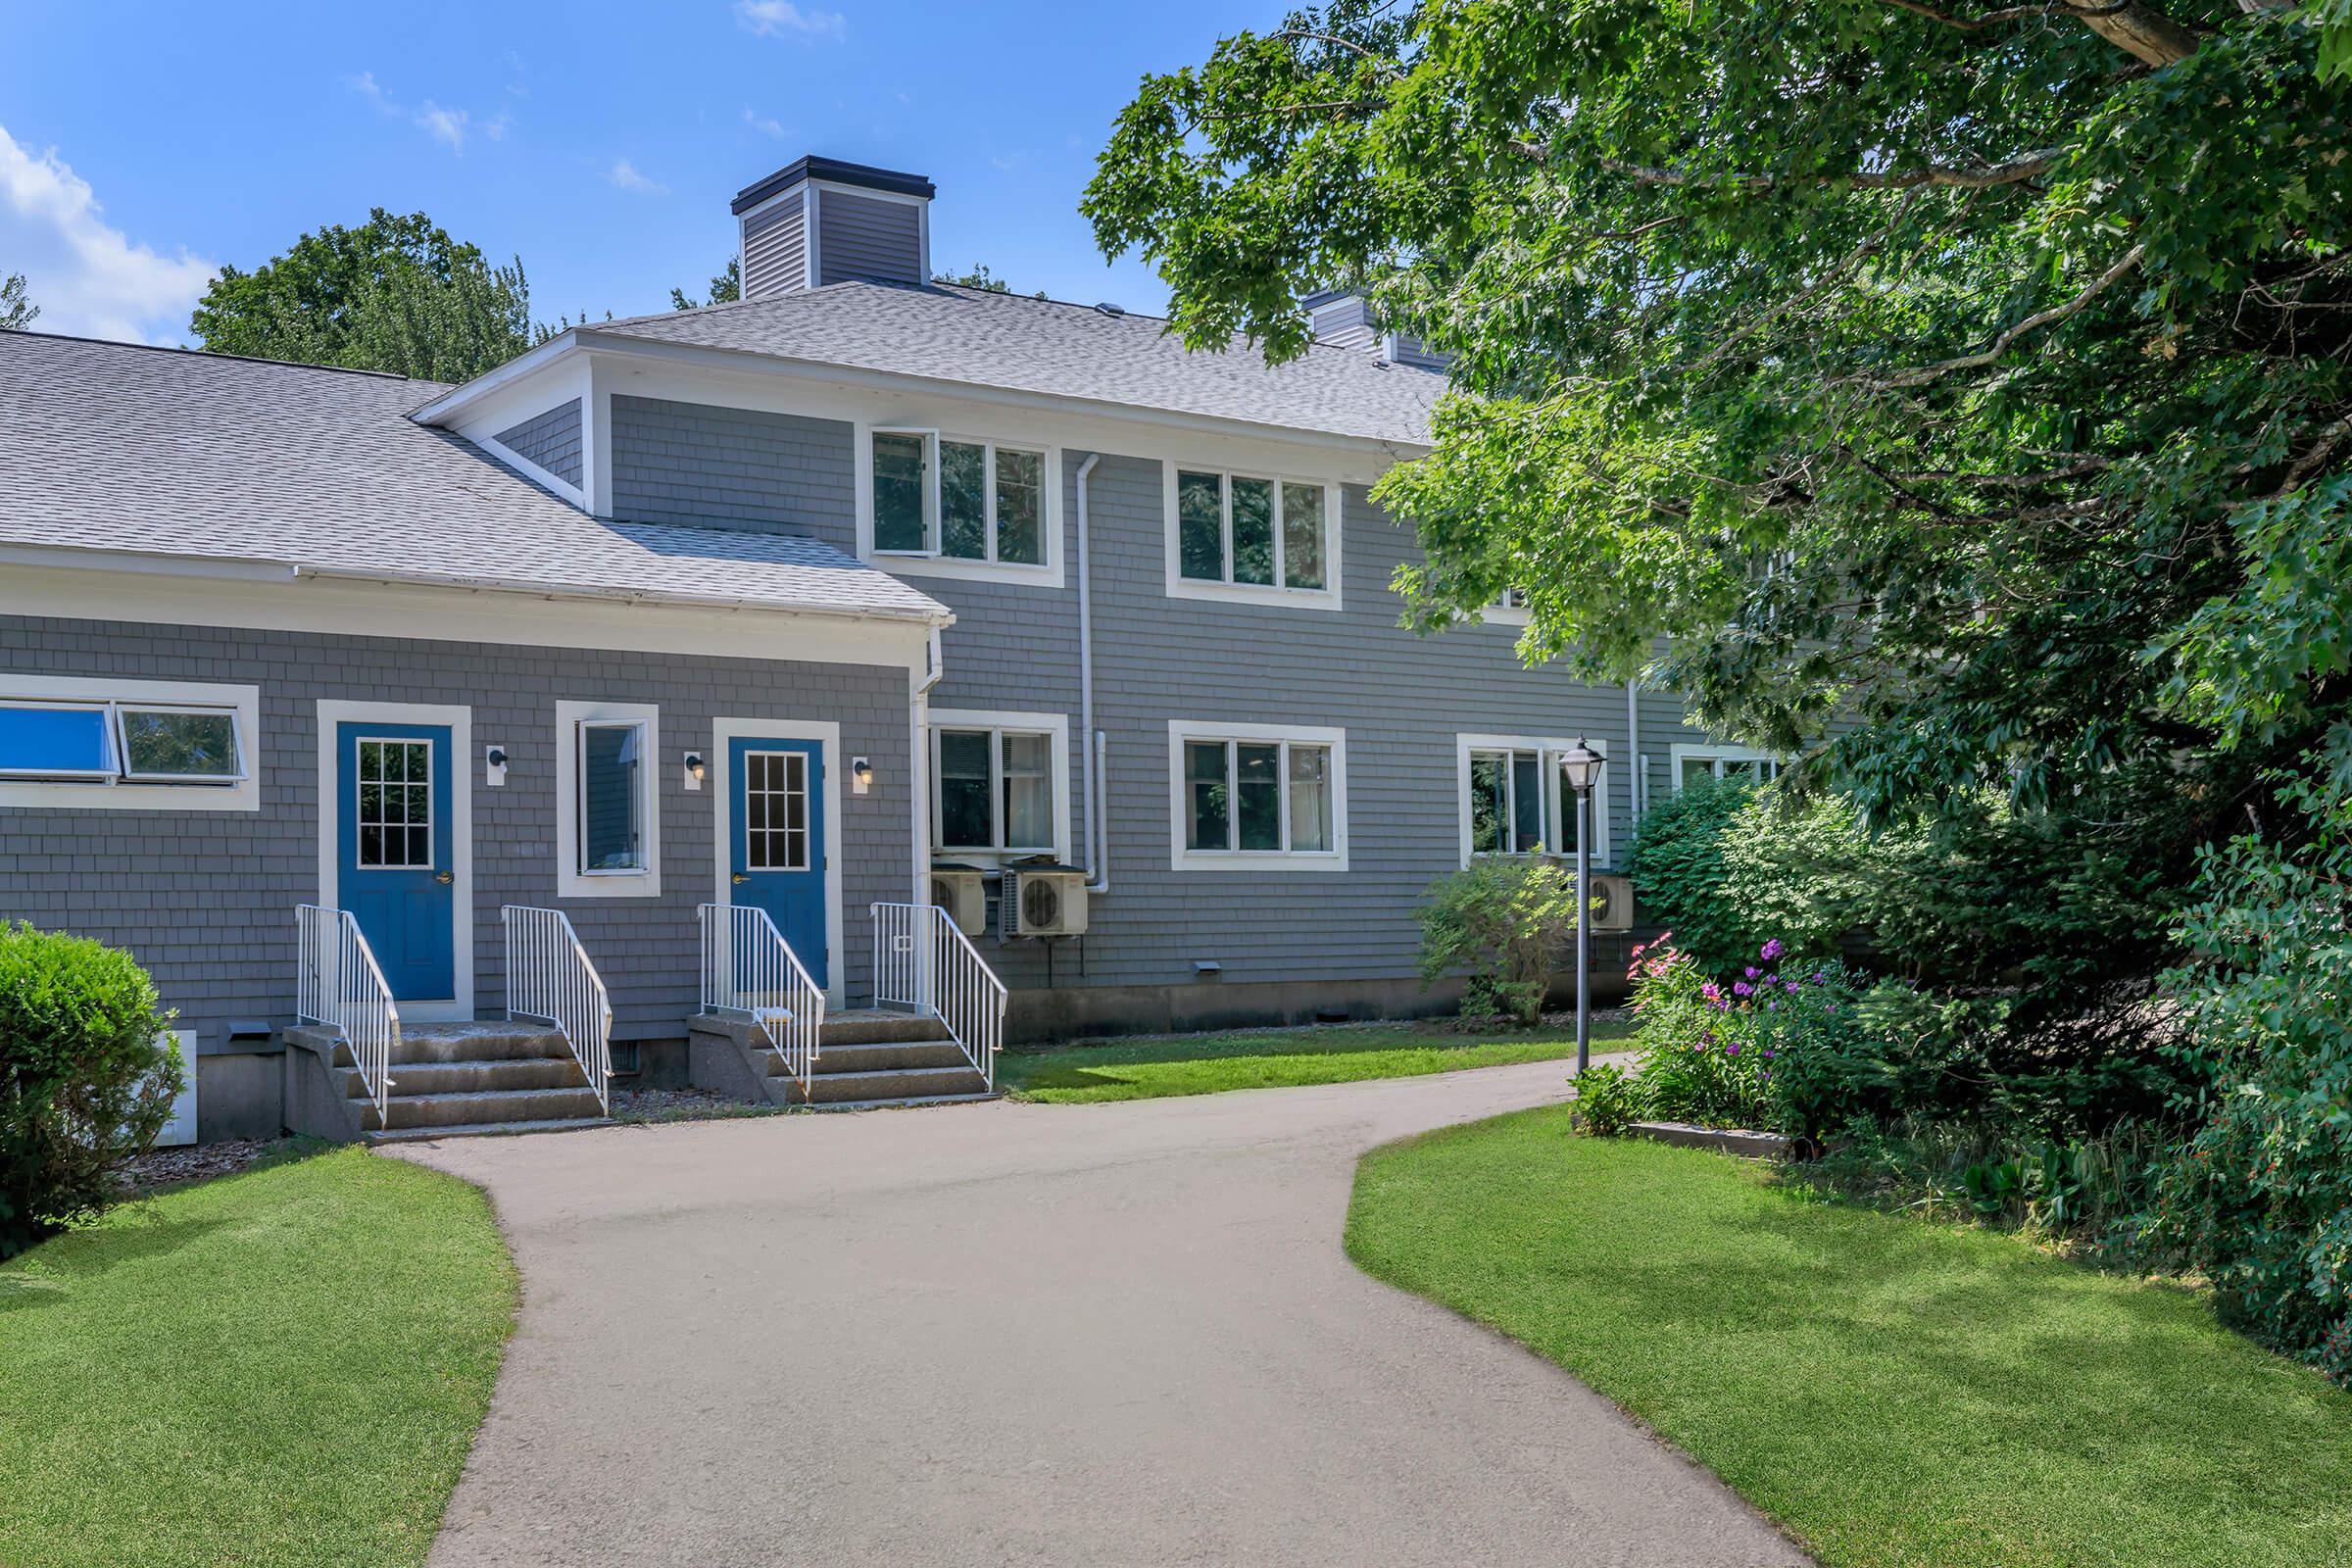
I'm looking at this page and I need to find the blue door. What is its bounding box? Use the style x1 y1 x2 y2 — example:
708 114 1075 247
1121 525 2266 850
337 722 457 1002
730 736 827 988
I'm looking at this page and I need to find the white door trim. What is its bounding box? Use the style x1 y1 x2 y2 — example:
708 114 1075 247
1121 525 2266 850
711 717 845 1011
316 700 475 1022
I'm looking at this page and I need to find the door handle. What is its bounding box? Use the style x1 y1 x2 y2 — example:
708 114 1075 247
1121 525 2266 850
434 871 455 885
731 872 751 885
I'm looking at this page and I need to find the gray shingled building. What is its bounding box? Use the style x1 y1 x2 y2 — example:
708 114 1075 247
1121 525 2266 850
1 156 1765 1142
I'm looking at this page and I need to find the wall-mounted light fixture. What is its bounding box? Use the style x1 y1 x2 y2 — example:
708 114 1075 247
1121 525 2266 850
484 745 509 787
683 752 706 791
851 756 874 796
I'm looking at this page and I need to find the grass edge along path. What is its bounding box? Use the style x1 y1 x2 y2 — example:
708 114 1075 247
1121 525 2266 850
998 1019 1636 1103
1344 1107 2352 1568
0 1146 516 1568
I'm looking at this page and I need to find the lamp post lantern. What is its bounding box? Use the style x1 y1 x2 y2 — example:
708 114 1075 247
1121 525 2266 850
1558 740 1607 1077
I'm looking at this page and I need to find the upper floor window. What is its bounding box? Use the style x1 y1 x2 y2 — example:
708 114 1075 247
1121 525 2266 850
872 430 1049 567
1168 721 1348 871
1164 465 1342 610
927 710 1070 862
0 676 260 812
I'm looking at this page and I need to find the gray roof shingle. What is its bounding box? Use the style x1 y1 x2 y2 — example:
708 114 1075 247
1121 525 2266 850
575 282 1444 447
0 331 949 622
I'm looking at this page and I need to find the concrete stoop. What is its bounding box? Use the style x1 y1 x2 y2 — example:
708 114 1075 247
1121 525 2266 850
284 1019 608 1143
688 1008 997 1109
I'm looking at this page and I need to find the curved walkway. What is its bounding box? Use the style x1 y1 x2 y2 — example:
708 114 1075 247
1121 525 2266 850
396 1058 1806 1567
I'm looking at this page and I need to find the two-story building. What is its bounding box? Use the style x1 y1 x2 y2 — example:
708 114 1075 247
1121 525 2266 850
0 156 1766 1142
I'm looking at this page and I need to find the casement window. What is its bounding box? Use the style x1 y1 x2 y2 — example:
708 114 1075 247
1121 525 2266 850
1165 466 1341 608
1455 734 1611 867
556 701 661 897
1167 721 1348 871
870 429 1052 568
927 710 1070 862
0 677 260 810
1671 744 1785 791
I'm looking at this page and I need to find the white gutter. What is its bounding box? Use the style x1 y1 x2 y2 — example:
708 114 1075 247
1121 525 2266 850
1074 453 1108 894
1626 678 1642 832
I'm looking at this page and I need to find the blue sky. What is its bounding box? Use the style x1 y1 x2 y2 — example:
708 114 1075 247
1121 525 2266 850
0 0 1270 346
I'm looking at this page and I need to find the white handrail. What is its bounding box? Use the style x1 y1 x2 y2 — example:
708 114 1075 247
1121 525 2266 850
294 903 400 1123
502 906 612 1114
871 901 1006 1090
700 903 823 1100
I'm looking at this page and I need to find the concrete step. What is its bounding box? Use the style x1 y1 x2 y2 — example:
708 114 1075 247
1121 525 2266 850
817 1008 956 1048
364 1085 606 1131
343 1056 588 1098
368 1116 612 1144
388 1021 577 1065
762 1039 973 1078
808 1092 1003 1112
798 1064 990 1104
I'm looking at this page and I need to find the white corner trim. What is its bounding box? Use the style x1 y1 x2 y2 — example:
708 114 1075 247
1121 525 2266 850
710 717 846 1009
925 707 1072 865
555 700 662 899
1454 732 1612 868
0 674 262 812
1164 719 1349 873
158 1028 198 1146
1159 460 1345 613
316 700 474 1022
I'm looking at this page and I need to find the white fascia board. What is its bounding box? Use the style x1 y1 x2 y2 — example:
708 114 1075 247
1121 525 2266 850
0 561 940 671
409 329 585 425
567 332 1429 471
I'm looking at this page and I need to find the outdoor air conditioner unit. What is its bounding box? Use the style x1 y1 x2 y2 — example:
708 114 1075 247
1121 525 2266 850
929 863 987 937
1004 867 1089 938
1590 873 1636 933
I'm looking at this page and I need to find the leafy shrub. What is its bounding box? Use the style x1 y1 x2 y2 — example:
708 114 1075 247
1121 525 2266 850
1569 1062 1643 1137
1625 778 1757 976
2135 750 2352 1385
1419 854 1579 1024
1720 792 1915 966
1619 936 1867 1132
0 922 179 1257
1786 1115 2162 1245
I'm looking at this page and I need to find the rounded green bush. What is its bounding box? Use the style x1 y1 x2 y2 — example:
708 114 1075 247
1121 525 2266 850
0 922 178 1257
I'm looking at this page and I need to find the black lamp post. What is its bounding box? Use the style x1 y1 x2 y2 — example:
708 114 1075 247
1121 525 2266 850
1558 740 1607 1077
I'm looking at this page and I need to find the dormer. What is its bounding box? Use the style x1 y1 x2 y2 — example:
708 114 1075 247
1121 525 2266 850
732 156 935 299
1301 287 1451 371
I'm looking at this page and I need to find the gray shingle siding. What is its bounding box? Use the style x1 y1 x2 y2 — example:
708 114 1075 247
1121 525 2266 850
0 614 910 1050
815 189 922 286
493 398 583 487
1309 294 1379 352
608 394 857 546
742 195 808 299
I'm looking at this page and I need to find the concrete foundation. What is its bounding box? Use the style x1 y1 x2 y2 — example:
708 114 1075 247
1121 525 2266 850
194 1050 284 1143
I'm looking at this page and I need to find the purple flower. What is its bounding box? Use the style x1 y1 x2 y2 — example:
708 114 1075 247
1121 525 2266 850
1726 1042 1740 1055
1811 970 1827 985
1762 1050 1776 1059
1701 982 1723 1003
1767 999 1780 1010
1733 980 1753 997
1786 980 1800 994
1745 966 1760 979
1761 939 1785 961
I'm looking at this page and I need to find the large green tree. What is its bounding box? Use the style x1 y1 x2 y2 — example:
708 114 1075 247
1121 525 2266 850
1085 2 2351 872
0 272 34 331
190 210 532 381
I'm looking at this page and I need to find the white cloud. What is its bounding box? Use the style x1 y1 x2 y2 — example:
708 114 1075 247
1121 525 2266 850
348 72 505 155
742 107 787 139
0 125 214 345
734 0 847 42
608 160 666 195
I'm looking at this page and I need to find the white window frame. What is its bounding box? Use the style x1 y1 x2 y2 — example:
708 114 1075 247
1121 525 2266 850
861 427 1062 585
1166 720 1348 872
926 709 1072 864
556 700 662 898
1454 733 1612 868
1669 742 1786 792
0 675 261 811
1162 462 1344 612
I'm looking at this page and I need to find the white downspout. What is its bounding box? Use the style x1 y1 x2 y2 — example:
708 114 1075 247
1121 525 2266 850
1075 453 1109 894
1625 678 1642 840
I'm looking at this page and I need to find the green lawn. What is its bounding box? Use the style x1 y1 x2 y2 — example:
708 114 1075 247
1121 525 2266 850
998 1019 1635 1103
1346 1108 2352 1568
0 1147 515 1568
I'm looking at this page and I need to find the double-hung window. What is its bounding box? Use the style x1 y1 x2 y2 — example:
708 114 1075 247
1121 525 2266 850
0 677 258 810
871 429 1052 570
1169 722 1347 870
928 710 1069 861
556 701 661 897
1168 466 1338 605
1456 734 1611 866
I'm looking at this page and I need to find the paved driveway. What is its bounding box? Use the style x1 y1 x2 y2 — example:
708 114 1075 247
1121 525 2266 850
396 1060 1806 1567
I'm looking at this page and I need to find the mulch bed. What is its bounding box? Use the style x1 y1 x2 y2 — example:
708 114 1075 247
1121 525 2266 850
122 1138 289 1191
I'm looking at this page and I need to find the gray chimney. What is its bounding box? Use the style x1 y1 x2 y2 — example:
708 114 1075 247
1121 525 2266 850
1302 287 1451 370
732 157 935 300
